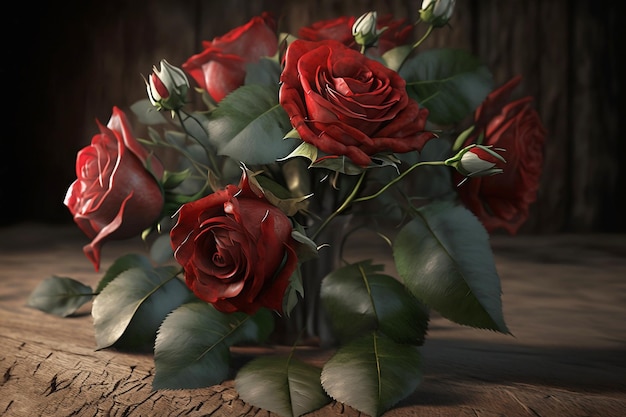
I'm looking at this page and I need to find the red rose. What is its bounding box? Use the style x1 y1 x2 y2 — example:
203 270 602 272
376 14 414 52
170 171 298 315
455 76 547 234
64 107 165 271
297 14 412 56
279 39 433 167
298 16 357 46
182 13 278 103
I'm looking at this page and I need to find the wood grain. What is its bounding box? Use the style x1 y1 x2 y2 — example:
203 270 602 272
1 224 625 416
6 0 624 232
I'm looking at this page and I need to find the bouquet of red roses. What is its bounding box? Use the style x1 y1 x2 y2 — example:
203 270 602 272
29 1 546 415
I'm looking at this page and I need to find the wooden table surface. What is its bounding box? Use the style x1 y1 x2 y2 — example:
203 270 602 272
1 223 625 417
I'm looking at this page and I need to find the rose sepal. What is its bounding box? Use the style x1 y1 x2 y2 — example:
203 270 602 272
246 168 313 217
420 0 456 28
145 59 190 112
280 141 402 175
290 222 320 263
451 125 476 152
444 144 506 178
352 11 385 50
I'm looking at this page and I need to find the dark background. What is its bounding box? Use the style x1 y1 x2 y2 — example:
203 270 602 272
3 0 624 233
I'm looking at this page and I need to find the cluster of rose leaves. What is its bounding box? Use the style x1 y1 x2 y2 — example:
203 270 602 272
63 12 545 317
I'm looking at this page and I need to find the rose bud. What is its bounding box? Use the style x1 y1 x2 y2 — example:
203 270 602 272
446 144 506 180
145 59 189 111
420 0 456 27
352 11 384 50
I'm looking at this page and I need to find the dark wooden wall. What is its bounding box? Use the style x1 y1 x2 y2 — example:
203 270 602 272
5 0 623 233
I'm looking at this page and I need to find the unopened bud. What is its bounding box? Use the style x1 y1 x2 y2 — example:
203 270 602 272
352 11 385 49
420 0 456 28
445 144 506 178
145 59 189 111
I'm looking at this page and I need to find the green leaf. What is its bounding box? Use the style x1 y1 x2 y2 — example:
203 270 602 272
321 333 422 417
399 48 494 125
153 301 272 389
235 355 330 417
320 261 429 345
282 267 304 315
96 253 153 293
130 99 168 125
144 126 162 146
180 111 211 150
153 301 229 389
403 137 455 202
380 44 414 72
27 276 93 317
149 233 174 264
161 168 192 190
170 143 212 197
92 266 192 351
163 129 187 148
245 57 282 87
393 201 509 332
229 307 276 346
207 84 299 164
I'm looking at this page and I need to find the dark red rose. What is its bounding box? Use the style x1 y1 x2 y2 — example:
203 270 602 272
279 39 433 167
64 107 165 271
298 16 357 46
371 14 414 56
170 171 298 315
182 13 278 103
297 14 412 56
455 76 547 234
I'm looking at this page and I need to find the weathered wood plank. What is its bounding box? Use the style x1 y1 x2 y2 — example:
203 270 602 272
1 224 626 416
7 0 624 231
569 0 622 232
532 0 571 233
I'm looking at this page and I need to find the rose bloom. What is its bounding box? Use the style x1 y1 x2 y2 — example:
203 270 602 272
455 76 547 234
298 14 413 56
182 13 278 103
279 39 433 167
64 107 165 271
170 172 298 315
